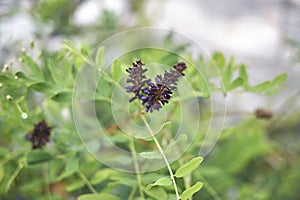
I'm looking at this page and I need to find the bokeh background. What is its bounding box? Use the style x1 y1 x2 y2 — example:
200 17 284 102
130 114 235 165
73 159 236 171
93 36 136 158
1 0 300 199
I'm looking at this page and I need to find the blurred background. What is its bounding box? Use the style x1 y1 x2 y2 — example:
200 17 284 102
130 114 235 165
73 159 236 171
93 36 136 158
1 0 300 199
1 0 299 109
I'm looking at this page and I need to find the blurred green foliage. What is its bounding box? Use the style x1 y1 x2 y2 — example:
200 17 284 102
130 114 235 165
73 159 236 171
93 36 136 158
1 1 299 200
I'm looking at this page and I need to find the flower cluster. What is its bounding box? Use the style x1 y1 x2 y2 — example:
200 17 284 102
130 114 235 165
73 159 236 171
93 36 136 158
26 120 51 149
125 60 187 112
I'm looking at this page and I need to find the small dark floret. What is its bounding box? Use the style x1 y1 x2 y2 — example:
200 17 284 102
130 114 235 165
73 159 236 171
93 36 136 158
125 60 187 112
255 108 273 120
125 60 151 102
26 120 51 149
173 62 187 76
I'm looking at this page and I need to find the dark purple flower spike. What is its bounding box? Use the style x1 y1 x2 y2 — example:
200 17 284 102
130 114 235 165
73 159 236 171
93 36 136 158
125 60 187 112
26 120 51 149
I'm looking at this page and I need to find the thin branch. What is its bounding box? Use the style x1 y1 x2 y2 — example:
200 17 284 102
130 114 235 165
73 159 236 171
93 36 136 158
140 114 180 200
129 138 145 199
77 169 97 194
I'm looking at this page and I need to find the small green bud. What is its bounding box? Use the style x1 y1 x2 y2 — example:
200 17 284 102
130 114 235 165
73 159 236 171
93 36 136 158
37 51 42 58
21 48 27 56
6 95 12 101
19 57 25 62
30 40 35 48
2 64 9 72
21 112 28 119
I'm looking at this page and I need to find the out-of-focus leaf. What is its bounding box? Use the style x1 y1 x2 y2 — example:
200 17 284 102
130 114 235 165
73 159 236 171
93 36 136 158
46 58 60 84
223 62 233 89
161 53 179 66
181 181 203 200
61 39 77 55
51 91 72 103
15 71 37 85
139 151 162 159
30 82 61 95
175 157 203 178
267 73 288 93
249 81 271 93
165 134 188 155
24 56 44 80
80 47 89 57
65 154 79 174
100 71 114 83
26 151 53 165
239 65 248 87
96 46 105 67
78 193 119 200
228 77 244 91
212 52 226 69
146 177 172 189
248 73 287 95
141 173 167 185
90 169 111 185
66 179 85 192
272 73 287 84
144 186 168 200
0 74 14 84
111 59 122 82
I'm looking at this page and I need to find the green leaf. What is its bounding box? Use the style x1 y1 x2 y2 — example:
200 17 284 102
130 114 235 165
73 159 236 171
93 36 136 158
78 194 119 200
161 53 179 66
165 134 188 155
212 52 226 69
141 173 166 185
250 81 271 93
239 65 248 87
146 177 172 189
175 157 203 178
46 58 60 84
270 73 287 88
26 150 53 165
65 154 79 174
111 59 122 82
139 151 162 160
249 73 287 94
228 77 244 91
143 186 168 200
66 179 85 192
80 47 89 57
100 71 114 83
181 181 204 200
30 82 61 95
223 62 232 89
0 74 13 84
195 75 210 98
264 73 287 94
24 56 44 80
15 71 37 85
96 46 105 67
51 91 72 103
61 39 77 55
90 169 111 185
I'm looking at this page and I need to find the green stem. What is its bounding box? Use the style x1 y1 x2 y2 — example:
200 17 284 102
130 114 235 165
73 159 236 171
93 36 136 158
140 114 180 200
198 174 221 200
5 157 26 193
0 150 22 166
129 138 145 199
165 102 192 199
43 162 51 199
128 185 138 200
77 169 97 194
